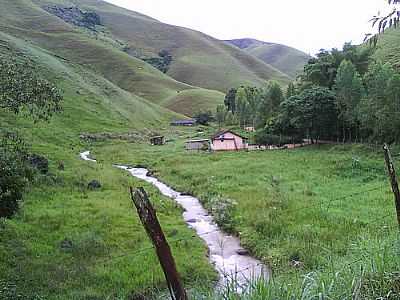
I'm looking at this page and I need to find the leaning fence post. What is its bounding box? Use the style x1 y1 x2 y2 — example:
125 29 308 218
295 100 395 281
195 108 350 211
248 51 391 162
383 144 400 231
130 187 187 300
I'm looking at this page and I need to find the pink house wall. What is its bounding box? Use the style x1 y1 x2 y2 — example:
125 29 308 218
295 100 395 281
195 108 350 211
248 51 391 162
212 132 247 151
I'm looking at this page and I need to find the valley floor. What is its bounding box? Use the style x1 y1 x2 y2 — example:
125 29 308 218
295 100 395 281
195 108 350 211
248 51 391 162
1 127 400 299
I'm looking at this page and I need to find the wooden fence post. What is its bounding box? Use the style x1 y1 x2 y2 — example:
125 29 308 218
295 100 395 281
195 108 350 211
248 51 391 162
130 187 187 300
383 144 400 230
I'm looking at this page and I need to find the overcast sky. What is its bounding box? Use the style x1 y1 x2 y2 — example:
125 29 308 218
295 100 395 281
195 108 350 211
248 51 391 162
105 0 392 55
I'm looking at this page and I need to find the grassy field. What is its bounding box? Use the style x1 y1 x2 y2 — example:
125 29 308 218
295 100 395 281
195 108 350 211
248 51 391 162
95 138 400 299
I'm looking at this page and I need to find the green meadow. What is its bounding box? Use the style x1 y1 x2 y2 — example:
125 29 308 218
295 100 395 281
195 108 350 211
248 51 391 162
95 138 399 299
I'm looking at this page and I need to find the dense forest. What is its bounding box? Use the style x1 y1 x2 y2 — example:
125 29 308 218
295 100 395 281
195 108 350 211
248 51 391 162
218 42 400 145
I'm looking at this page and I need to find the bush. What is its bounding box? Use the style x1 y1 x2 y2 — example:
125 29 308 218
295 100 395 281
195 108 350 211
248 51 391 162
208 196 237 232
194 110 214 126
254 130 302 146
0 132 33 218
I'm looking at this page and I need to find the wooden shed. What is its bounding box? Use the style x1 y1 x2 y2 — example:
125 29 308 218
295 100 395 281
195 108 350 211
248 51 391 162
150 136 165 145
185 139 210 151
211 130 248 151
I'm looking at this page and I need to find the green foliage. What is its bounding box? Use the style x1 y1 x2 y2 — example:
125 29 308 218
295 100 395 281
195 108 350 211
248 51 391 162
224 88 237 113
254 130 301 146
286 82 296 98
215 104 227 127
194 110 213 125
257 81 284 128
274 86 337 141
142 50 172 73
0 132 33 218
208 197 237 232
334 60 364 141
0 57 62 121
359 62 400 142
223 83 284 129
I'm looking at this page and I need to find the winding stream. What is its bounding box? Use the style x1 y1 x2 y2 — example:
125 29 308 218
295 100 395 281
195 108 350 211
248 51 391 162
80 151 269 288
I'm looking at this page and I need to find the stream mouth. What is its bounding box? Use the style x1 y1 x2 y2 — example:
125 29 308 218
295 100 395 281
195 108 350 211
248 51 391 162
80 151 270 290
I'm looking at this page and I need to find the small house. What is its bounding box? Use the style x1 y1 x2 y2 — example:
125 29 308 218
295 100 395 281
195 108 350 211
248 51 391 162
170 119 197 126
245 126 255 132
185 139 210 151
150 136 165 145
211 130 248 151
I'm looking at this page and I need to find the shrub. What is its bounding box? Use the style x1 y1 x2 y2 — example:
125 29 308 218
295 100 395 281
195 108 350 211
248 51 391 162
208 196 237 232
0 132 33 218
194 110 214 126
254 130 302 146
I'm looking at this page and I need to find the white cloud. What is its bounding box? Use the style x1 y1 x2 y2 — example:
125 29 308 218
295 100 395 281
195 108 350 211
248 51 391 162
105 0 392 55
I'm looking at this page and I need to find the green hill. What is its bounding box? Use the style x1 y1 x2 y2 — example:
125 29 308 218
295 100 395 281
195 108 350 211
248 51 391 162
226 38 311 78
36 0 290 91
0 0 225 117
371 28 400 69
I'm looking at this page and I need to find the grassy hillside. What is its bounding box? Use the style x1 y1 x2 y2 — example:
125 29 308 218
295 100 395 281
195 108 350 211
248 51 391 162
47 0 291 91
226 38 310 78
0 0 224 116
161 89 225 116
372 28 400 69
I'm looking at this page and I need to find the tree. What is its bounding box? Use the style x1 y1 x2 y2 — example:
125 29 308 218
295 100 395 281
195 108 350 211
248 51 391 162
235 87 249 127
215 104 226 128
302 49 339 89
274 86 337 142
359 62 396 141
257 82 284 128
286 82 297 98
0 133 33 218
0 57 62 121
0 56 63 218
334 60 364 142
244 86 261 128
224 88 237 113
194 110 213 126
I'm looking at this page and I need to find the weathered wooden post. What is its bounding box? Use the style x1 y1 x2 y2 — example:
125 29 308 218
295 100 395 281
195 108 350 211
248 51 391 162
383 144 400 230
130 187 187 300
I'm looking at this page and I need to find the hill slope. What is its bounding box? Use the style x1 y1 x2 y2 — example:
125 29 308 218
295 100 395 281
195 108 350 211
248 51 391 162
34 0 290 92
0 0 224 116
226 38 311 78
372 28 400 69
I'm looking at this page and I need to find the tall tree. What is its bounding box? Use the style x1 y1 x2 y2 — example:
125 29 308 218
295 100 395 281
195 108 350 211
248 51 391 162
224 88 237 114
286 82 297 98
334 60 364 142
257 82 284 128
215 104 226 128
235 87 249 127
359 62 396 141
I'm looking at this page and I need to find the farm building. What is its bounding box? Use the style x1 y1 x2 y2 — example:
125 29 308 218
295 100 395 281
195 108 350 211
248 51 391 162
185 139 210 151
245 126 255 132
170 119 197 126
150 136 165 145
211 130 248 151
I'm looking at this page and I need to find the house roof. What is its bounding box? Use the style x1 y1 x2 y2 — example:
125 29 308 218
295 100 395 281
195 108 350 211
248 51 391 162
186 139 210 143
211 129 248 140
170 119 196 125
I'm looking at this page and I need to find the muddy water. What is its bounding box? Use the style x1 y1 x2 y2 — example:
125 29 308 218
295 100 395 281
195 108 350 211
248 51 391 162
80 151 269 288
